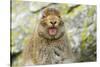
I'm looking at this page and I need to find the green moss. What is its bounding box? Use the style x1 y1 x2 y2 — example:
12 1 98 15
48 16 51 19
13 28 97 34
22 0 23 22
11 31 20 45
81 18 88 50
87 34 94 44
87 6 96 17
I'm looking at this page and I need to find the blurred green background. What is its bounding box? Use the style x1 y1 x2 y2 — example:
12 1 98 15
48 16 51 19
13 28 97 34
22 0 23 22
11 0 97 65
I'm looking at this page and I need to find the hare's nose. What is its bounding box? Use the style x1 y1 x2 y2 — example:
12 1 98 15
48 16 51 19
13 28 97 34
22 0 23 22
50 21 56 25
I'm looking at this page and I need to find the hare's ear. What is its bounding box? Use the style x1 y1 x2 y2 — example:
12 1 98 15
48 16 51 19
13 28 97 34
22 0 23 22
39 10 46 19
42 12 46 18
41 8 49 18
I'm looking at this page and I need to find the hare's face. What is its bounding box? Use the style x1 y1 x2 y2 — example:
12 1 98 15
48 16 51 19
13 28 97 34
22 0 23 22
38 8 65 40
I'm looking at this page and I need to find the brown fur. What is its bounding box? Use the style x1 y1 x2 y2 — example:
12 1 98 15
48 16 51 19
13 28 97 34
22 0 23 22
18 8 75 66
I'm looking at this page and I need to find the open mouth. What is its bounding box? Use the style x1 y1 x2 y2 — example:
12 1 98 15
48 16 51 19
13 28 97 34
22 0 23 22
48 27 57 36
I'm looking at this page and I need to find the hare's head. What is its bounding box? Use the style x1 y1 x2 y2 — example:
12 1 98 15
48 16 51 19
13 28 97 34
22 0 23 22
38 8 65 40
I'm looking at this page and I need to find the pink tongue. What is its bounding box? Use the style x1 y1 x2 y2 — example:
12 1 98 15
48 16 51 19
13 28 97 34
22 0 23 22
48 28 57 35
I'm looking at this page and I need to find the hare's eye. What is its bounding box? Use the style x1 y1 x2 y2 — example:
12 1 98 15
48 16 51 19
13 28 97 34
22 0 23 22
59 21 64 26
41 22 46 26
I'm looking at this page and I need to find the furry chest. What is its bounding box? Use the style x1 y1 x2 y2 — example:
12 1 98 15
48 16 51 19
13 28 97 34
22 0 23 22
37 41 67 64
